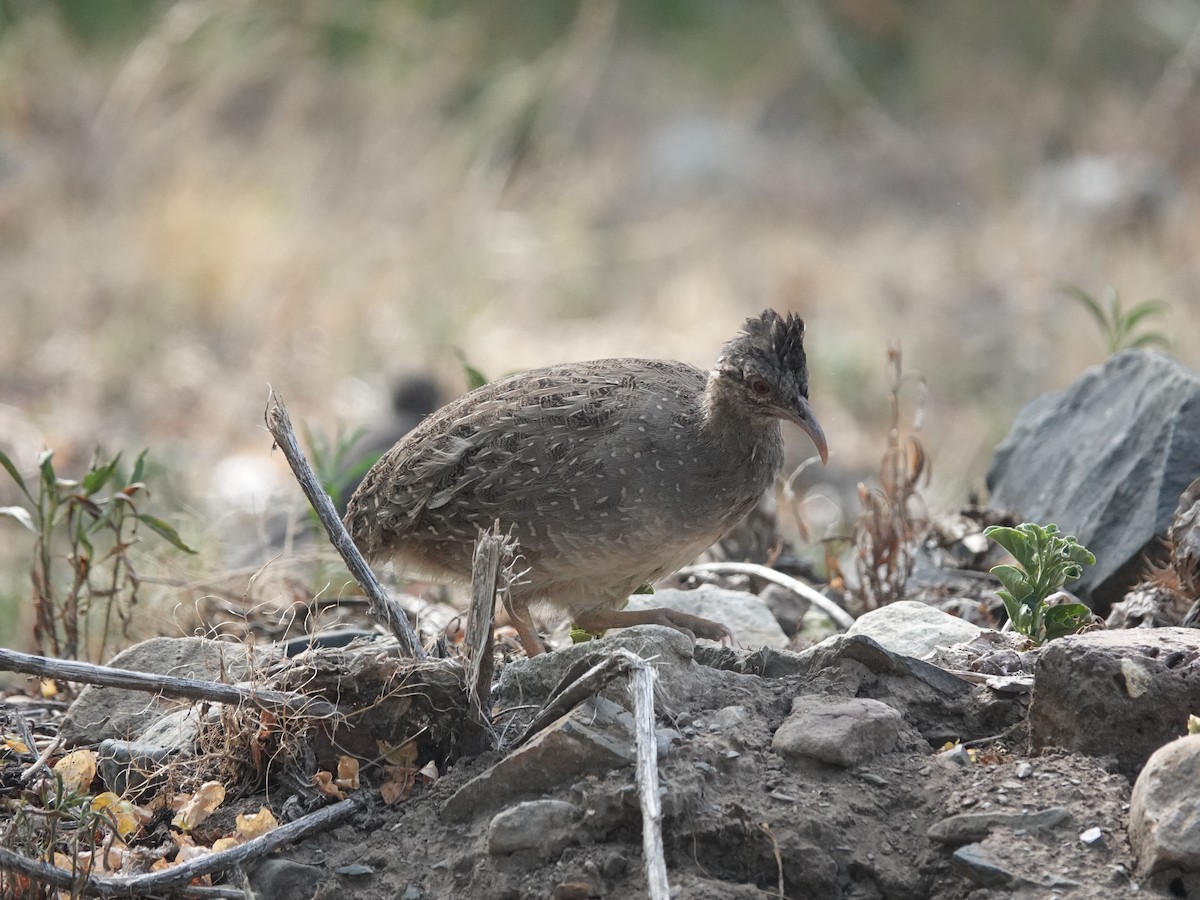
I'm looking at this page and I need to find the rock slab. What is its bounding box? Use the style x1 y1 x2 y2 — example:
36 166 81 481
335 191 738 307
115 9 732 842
986 349 1200 606
1028 628 1200 777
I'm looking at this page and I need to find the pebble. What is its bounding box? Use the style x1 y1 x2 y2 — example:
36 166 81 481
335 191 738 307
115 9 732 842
1079 827 1103 845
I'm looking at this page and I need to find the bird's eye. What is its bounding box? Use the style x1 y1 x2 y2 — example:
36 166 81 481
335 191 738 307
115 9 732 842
748 377 771 397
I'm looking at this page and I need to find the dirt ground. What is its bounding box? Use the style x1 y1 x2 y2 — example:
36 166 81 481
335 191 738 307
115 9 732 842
253 639 1138 900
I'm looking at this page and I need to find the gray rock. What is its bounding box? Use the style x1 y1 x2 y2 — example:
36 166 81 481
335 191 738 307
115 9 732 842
496 626 696 711
626 585 788 649
846 600 983 659
928 807 1072 846
487 799 581 856
1129 734 1200 876
1028 628 1200 776
986 349 1200 608
59 637 274 746
950 843 1018 888
760 583 810 636
772 696 902 767
96 740 170 797
246 859 329 900
443 697 634 822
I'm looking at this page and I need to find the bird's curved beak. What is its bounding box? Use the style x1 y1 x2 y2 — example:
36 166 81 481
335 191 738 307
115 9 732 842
779 396 829 465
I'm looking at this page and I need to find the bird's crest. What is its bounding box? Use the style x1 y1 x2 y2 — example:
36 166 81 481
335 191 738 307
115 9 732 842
723 309 809 384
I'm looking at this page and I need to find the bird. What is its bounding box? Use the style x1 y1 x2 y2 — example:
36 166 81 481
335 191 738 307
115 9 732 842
343 309 828 655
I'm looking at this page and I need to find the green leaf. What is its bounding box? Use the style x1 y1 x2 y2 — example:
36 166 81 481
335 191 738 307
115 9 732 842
38 449 57 493
633 583 656 595
0 506 35 532
82 454 122 496
0 449 33 503
1043 603 1093 641
136 514 197 553
990 564 1030 601
130 449 148 486
454 348 489 391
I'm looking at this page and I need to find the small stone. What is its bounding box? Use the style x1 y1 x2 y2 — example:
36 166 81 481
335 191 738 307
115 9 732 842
1015 762 1033 779
336 864 374 876
772 696 902 768
1079 827 1103 845
488 800 581 857
401 887 422 900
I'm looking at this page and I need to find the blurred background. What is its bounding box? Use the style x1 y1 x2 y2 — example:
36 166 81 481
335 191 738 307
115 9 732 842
2 0 1199 651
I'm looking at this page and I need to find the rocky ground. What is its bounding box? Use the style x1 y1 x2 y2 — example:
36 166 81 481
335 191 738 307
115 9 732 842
28 602 1199 900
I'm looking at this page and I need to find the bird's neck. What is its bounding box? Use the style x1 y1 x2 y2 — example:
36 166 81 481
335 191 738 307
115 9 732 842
701 372 785 483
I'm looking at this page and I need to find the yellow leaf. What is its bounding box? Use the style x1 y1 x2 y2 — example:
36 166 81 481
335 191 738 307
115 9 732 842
211 837 241 853
91 792 141 839
53 749 97 794
2 734 30 755
335 756 360 791
172 781 225 830
40 679 58 699
236 807 278 839
313 771 345 800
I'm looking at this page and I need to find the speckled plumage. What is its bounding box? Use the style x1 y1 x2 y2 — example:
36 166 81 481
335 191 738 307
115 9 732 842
344 310 827 653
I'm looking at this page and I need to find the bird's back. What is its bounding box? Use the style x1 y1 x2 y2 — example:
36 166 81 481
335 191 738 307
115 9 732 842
343 357 759 582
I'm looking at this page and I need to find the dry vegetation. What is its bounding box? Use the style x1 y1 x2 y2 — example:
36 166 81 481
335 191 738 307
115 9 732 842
2 0 1200 651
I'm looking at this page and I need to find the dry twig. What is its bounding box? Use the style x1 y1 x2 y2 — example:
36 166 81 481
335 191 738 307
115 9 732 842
0 647 339 720
264 390 426 660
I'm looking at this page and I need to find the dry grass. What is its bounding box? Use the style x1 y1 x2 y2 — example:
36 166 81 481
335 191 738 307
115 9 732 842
2 1 1200 648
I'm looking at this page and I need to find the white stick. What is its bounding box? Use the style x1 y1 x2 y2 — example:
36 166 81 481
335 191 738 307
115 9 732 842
676 561 856 631
617 648 670 900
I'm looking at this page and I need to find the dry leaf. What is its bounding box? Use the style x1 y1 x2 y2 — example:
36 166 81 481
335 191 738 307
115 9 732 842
91 792 141 839
40 679 58 699
211 836 241 853
380 766 416 805
313 770 346 800
417 760 439 782
236 807 278 839
335 756 360 791
172 781 226 830
376 739 418 768
53 749 97 794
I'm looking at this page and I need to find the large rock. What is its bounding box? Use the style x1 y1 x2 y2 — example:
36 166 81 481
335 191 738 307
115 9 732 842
846 600 983 659
1129 734 1200 878
59 637 275 746
987 350 1200 609
1028 629 1200 776
772 696 903 767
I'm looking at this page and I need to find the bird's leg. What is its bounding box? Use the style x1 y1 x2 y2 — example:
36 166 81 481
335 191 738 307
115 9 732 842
503 595 547 656
573 607 733 645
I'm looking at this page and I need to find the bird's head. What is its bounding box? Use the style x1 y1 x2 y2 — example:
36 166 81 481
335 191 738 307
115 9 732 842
717 309 829 464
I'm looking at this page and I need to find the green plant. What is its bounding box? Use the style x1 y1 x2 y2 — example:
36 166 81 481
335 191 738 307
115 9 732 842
1060 284 1170 355
0 448 194 663
983 522 1095 643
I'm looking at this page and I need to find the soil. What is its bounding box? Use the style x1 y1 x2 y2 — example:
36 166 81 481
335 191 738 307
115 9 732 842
263 642 1139 900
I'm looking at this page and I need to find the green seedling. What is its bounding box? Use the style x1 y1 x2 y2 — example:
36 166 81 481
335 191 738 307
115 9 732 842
0 447 194 663
1060 284 1170 355
983 522 1095 644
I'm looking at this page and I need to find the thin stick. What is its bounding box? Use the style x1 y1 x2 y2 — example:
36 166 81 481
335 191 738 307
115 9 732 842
0 797 358 897
512 653 631 748
264 391 426 660
0 648 340 720
616 648 670 900
675 561 856 631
